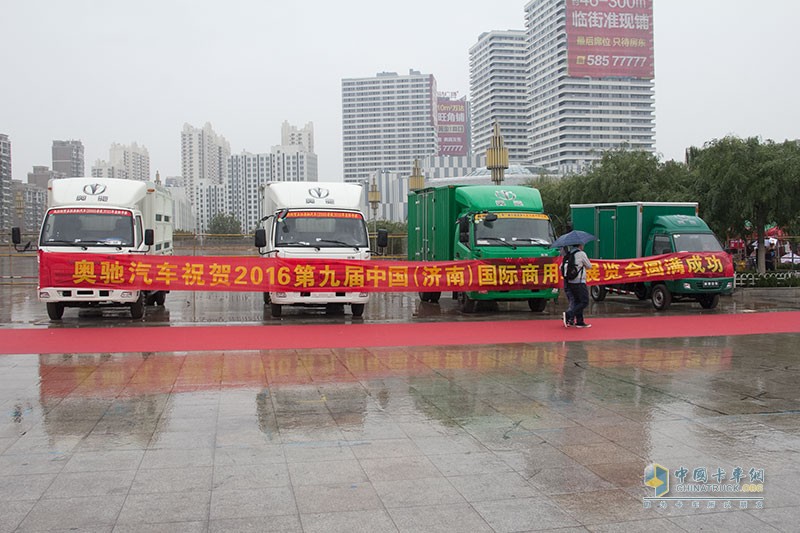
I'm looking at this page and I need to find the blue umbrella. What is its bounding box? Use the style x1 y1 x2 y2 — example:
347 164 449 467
550 230 596 249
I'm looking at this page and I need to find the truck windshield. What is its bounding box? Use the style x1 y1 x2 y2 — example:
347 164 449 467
474 213 554 247
40 208 135 246
275 210 369 248
673 233 724 252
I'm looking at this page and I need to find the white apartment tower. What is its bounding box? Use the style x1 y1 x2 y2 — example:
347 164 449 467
281 121 314 153
92 142 151 181
181 123 231 233
342 69 439 183
524 0 655 172
0 134 11 231
469 30 530 162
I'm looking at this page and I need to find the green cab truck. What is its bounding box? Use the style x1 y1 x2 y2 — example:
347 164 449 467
570 202 734 310
408 185 559 312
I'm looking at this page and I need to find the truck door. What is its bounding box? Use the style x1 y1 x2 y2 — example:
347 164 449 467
598 208 616 259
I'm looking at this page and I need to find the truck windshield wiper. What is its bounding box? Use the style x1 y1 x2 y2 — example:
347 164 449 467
478 237 516 249
276 241 311 246
513 237 550 245
316 239 366 249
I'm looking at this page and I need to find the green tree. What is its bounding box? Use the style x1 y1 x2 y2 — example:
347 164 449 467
689 136 800 273
529 148 694 233
207 212 242 236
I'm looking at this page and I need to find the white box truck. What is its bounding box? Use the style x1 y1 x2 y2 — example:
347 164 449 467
24 177 174 320
254 181 381 318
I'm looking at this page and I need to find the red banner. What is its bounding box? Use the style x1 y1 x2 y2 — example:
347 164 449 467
38 251 734 293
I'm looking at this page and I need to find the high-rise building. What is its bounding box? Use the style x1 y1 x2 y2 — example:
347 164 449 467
228 122 318 233
52 140 85 177
281 121 314 153
181 123 231 233
524 0 655 172
27 166 66 190
12 180 47 234
92 142 150 181
0 134 11 231
342 69 439 183
228 152 271 234
469 30 530 161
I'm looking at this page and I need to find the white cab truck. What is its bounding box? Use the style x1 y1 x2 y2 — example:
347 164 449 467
254 181 384 318
16 177 174 320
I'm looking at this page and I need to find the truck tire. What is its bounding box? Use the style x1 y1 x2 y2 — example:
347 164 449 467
419 292 441 303
263 292 270 305
130 294 145 319
458 292 476 313
698 294 720 309
154 291 166 306
634 284 648 300
528 299 547 312
47 302 65 320
270 303 282 318
351 303 365 317
651 284 672 311
590 286 607 302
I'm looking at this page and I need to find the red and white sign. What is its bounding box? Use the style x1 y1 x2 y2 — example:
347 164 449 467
566 0 654 79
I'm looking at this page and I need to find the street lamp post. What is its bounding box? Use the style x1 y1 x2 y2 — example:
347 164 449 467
368 177 381 247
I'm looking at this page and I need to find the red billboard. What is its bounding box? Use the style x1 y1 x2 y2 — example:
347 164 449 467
566 0 654 79
436 95 468 156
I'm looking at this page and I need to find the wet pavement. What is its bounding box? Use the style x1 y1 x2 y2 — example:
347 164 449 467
1 255 800 531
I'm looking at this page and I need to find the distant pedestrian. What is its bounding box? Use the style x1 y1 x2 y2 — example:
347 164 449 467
562 243 592 328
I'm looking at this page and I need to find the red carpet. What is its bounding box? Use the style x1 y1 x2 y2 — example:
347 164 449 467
0 311 798 355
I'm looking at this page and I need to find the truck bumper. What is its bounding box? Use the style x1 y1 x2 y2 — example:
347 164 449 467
38 287 141 305
667 278 735 295
270 291 369 306
467 288 559 302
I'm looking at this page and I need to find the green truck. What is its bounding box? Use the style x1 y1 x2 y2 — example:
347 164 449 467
570 202 734 310
408 185 559 312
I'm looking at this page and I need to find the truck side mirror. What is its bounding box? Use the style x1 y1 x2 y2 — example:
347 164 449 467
458 217 469 234
255 228 267 248
376 229 388 249
144 229 154 246
11 227 21 245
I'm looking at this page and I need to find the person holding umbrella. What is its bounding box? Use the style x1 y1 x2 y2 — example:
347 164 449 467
551 230 595 328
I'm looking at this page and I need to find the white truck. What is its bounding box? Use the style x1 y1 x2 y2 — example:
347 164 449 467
17 177 174 320
254 181 383 318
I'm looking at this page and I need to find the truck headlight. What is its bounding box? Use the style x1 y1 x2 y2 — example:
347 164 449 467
39 291 50 299
683 282 692 290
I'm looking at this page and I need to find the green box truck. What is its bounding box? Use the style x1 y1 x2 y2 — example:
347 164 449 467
408 185 559 312
570 202 734 310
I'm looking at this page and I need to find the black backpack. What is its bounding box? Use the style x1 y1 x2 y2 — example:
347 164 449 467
562 250 580 281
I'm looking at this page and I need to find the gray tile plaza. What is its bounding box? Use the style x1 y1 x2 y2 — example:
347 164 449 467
0 281 799 532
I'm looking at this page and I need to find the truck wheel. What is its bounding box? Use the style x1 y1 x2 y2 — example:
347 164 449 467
590 286 607 302
145 292 156 306
46 302 65 320
154 291 166 306
270 303 282 318
351 303 365 317
419 292 441 303
528 299 547 312
698 294 720 309
651 284 672 311
130 295 145 319
263 292 270 305
458 292 476 313
634 284 648 300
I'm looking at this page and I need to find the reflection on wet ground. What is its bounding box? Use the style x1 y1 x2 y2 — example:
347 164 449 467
1 335 799 531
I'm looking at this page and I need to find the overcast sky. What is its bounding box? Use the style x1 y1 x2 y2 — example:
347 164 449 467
2 1 798 182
